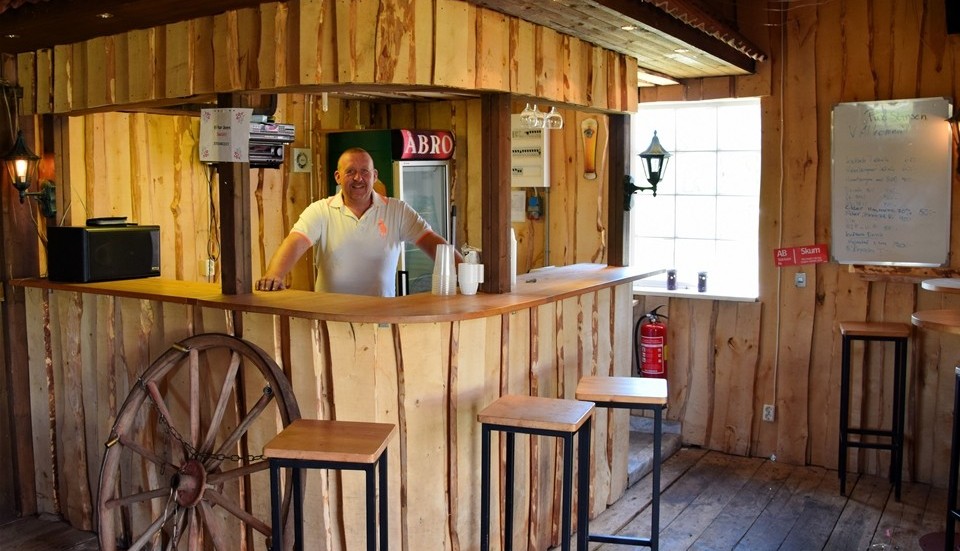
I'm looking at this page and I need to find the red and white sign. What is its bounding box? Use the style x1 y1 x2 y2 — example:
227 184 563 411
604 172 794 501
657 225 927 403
395 130 455 160
774 243 830 267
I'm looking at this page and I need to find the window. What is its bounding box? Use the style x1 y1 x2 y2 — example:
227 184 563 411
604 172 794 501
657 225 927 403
630 98 761 299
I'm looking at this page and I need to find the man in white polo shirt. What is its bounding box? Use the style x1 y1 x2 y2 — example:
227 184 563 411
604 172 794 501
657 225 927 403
255 147 457 296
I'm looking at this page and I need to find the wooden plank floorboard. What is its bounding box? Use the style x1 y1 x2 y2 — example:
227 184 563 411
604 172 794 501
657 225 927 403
776 472 848 551
0 514 98 550
822 473 891 550
688 458 795 550
657 454 766 550
585 446 709 547
733 463 832 550
870 481 934 550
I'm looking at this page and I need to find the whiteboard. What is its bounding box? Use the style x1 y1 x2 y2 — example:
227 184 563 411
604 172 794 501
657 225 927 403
831 97 953 266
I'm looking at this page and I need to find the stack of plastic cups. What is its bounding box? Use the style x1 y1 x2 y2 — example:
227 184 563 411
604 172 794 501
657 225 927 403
432 244 457 295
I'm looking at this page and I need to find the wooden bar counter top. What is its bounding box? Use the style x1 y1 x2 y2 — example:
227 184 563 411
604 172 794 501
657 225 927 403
14 263 659 323
14 263 653 551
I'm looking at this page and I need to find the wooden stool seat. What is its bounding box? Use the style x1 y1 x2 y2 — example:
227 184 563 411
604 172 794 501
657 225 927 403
264 418 396 463
838 320 910 502
264 419 396 551
478 395 594 551
839 321 912 339
477 394 595 432
576 376 668 550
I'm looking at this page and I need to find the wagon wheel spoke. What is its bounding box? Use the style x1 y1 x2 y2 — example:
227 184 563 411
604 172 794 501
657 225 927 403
187 507 201 551
104 487 170 510
198 351 242 456
205 487 272 536
204 387 275 471
145 380 189 464
189 348 201 448
207 460 269 484
118 434 178 471
199 500 231 551
127 505 177 551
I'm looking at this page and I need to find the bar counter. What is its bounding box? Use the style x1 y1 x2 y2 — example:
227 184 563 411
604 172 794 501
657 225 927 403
13 263 653 550
14 263 656 323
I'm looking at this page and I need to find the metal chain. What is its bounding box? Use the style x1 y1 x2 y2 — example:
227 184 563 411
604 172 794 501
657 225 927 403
135 375 268 464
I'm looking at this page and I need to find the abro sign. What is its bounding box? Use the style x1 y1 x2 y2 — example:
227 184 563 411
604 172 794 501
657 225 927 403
396 130 456 160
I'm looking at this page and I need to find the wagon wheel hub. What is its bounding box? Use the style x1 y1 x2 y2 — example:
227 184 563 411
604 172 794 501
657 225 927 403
172 459 207 508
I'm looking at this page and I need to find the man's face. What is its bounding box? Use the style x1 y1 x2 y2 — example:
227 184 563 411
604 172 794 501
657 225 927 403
336 152 377 205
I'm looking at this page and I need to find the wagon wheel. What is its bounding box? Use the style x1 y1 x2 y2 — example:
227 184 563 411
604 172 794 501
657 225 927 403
98 333 302 551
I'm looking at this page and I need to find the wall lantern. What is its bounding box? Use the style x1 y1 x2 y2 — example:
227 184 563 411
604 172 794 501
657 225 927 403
3 129 56 218
624 131 671 210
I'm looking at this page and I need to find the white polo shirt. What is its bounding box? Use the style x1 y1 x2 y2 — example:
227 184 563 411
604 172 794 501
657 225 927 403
290 192 432 297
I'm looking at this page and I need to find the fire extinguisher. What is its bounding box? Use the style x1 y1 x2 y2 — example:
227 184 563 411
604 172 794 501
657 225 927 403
635 305 668 378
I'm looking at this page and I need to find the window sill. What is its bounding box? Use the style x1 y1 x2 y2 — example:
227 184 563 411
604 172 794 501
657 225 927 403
632 283 758 303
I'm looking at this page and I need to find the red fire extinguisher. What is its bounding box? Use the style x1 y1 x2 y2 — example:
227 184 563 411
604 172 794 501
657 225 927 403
636 305 668 378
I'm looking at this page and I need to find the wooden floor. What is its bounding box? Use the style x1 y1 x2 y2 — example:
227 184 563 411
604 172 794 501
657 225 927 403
573 447 951 551
2 448 953 551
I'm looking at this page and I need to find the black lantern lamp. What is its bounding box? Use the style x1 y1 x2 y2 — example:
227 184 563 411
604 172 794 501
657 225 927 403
3 129 56 218
623 131 671 210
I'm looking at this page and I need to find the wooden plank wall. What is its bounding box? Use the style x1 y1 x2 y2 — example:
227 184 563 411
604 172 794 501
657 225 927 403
635 0 960 486
22 283 635 550
14 0 637 116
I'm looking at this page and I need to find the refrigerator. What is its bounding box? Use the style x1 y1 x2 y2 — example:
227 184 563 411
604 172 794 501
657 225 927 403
327 130 454 295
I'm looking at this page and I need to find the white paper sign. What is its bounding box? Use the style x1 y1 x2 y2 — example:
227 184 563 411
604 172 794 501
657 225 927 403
199 108 253 163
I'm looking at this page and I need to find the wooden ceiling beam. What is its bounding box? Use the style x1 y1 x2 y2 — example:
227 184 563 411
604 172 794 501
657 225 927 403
591 0 756 74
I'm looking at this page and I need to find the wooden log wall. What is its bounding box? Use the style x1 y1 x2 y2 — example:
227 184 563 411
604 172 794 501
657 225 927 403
22 282 634 550
13 0 637 117
634 0 960 487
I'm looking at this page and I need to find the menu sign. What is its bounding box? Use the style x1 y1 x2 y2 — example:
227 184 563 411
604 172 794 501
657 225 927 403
394 130 455 160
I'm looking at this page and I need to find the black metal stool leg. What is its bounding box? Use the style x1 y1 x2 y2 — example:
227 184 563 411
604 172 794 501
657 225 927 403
270 461 283 551
480 424 492 551
293 466 304 551
576 418 592 551
947 367 960 551
839 334 852 495
651 407 662 551
379 453 388 551
505 431 516 551
365 464 376 551
560 431 574 551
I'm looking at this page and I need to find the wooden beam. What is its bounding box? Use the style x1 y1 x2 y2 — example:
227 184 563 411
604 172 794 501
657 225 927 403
480 93 511 293
0 79 39 517
592 0 757 73
607 113 629 266
216 93 253 295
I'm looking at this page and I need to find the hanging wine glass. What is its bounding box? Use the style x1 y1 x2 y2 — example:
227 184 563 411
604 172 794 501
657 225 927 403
520 103 539 128
544 106 564 130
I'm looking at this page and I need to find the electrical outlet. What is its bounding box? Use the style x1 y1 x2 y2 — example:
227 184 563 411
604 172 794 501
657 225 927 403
762 404 776 422
795 272 806 288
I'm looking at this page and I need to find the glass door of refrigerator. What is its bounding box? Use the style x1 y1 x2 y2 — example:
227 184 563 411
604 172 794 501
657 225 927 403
394 160 450 294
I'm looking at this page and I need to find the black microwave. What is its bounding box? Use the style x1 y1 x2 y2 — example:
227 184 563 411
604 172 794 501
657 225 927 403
47 225 160 283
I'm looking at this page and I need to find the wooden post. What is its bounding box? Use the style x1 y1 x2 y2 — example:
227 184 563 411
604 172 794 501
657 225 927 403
216 93 253 296
607 113 630 266
480 93 512 294
0 73 39 517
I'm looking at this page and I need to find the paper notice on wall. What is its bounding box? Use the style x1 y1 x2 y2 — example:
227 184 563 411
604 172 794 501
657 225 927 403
199 108 253 163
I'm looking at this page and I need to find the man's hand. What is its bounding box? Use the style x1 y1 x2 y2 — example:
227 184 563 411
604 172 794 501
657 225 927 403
256 277 287 291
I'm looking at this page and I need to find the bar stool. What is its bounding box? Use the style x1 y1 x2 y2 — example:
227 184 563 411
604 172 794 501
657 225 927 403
947 366 960 551
576 375 667 550
478 394 594 551
838 321 910 501
263 418 396 551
